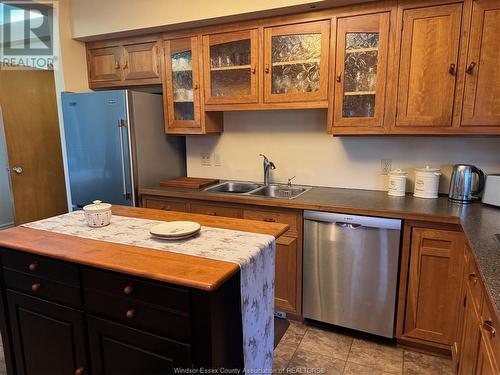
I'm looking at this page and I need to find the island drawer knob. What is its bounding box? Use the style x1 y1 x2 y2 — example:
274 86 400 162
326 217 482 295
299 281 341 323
468 273 478 284
263 217 276 222
124 285 134 295
126 309 135 319
28 262 38 272
483 320 496 338
75 367 84 375
31 283 41 292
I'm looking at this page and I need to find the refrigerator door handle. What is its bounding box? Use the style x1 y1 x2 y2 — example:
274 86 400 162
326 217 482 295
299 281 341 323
118 120 130 200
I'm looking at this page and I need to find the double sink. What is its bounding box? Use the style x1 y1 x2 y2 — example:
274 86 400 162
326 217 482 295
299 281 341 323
204 181 311 200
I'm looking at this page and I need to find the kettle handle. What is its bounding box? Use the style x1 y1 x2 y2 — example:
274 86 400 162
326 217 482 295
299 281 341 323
471 166 485 197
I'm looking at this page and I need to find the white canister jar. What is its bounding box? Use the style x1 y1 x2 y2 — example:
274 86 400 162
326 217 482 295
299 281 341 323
414 166 442 199
388 169 408 196
83 200 112 227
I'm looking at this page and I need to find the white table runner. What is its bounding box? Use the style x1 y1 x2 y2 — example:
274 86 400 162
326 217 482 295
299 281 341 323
22 211 276 371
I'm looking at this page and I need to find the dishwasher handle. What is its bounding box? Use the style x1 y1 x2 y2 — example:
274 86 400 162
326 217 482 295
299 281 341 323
335 222 362 229
304 210 401 230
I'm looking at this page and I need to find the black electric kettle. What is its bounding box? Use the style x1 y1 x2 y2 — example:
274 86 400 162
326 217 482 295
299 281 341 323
448 164 485 203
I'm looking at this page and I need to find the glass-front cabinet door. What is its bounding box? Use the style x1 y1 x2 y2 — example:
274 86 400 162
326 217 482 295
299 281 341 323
264 21 330 103
164 37 201 132
333 13 389 128
203 29 258 104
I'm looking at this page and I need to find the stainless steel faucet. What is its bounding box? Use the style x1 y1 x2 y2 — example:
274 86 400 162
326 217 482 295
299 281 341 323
259 154 276 185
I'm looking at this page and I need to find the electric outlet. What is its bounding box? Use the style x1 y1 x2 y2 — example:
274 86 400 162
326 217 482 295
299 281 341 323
201 153 212 166
381 159 392 175
213 153 221 166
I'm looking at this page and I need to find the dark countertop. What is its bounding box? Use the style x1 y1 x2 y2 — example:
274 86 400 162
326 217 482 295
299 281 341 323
139 184 500 316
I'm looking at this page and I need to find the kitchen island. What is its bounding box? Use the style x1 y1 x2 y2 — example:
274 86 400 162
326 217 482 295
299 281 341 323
0 206 288 374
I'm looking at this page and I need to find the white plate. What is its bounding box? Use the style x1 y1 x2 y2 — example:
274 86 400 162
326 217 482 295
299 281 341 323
149 221 201 238
151 231 200 241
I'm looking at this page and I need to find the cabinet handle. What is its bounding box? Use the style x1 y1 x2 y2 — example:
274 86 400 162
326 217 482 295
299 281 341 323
251 66 256 74
466 61 477 75
336 72 342 83
263 217 276 222
126 309 136 319
75 367 84 375
207 212 217 216
31 283 41 292
122 60 128 70
468 273 478 284
28 262 38 272
123 285 134 295
265 65 270 74
448 63 457 76
193 84 198 90
114 60 120 70
483 320 496 338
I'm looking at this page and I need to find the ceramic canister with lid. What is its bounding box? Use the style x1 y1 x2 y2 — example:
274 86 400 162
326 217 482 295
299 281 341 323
83 200 112 227
414 166 441 199
388 169 408 196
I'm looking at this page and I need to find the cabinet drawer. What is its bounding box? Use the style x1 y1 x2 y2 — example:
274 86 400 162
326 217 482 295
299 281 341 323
466 254 483 311
4 269 82 307
82 268 190 314
1 250 79 285
243 208 298 237
84 289 190 342
190 202 241 218
481 301 500 367
143 198 188 212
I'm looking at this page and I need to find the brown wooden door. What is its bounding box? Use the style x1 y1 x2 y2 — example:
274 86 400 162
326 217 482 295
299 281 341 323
396 4 462 128
275 235 300 315
7 290 88 375
461 0 500 127
333 12 390 129
264 20 330 103
203 29 259 105
163 37 202 134
87 315 191 374
0 70 67 225
458 286 481 374
87 46 123 83
123 41 161 82
404 228 464 345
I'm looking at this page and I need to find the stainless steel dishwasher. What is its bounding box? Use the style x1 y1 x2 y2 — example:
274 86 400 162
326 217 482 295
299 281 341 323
303 210 402 338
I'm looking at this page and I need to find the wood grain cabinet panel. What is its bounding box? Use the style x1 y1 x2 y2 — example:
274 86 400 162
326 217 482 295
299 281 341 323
458 285 482 374
404 228 464 345
275 236 299 314
87 46 123 83
203 29 259 105
396 3 462 128
332 12 390 130
142 198 188 212
461 0 500 127
476 333 499 375
123 41 161 81
190 202 241 218
263 20 330 104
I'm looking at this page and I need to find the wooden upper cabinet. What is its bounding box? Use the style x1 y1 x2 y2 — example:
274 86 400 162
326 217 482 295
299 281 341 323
203 29 259 105
396 3 462 128
87 46 123 83
264 20 330 103
461 0 500 127
332 12 390 129
122 41 161 81
404 227 464 345
163 37 202 133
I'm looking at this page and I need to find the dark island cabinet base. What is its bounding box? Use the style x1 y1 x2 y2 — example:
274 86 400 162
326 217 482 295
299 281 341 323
0 248 244 374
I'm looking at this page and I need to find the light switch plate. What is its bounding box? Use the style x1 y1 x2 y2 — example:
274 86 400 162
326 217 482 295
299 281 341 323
213 153 221 166
201 153 211 166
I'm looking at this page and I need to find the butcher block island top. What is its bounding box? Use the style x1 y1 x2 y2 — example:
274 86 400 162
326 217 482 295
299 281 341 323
0 205 288 291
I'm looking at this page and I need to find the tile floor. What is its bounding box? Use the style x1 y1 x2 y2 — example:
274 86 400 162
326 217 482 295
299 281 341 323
273 320 455 374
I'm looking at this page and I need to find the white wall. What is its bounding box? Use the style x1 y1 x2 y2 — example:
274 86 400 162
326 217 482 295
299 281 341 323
186 110 500 193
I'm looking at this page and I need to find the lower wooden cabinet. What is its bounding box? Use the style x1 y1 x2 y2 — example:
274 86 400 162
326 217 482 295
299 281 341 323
87 316 191 374
275 236 299 314
7 290 88 375
403 227 465 346
458 285 482 374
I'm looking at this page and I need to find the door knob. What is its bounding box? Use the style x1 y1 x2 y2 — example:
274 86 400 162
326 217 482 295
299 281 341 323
11 166 23 174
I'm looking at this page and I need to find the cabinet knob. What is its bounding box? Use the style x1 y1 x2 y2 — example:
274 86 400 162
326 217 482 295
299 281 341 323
207 212 217 216
114 61 120 70
126 309 135 319
265 65 270 74
468 273 478 284
251 66 256 74
336 72 342 83
123 285 134 295
75 367 84 375
31 283 41 292
466 61 477 75
448 63 457 76
483 320 496 338
263 217 276 223
194 84 198 90
28 262 38 272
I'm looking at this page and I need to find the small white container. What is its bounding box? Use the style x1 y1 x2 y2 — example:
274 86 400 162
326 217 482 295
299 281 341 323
83 200 112 227
388 169 407 196
414 166 441 199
